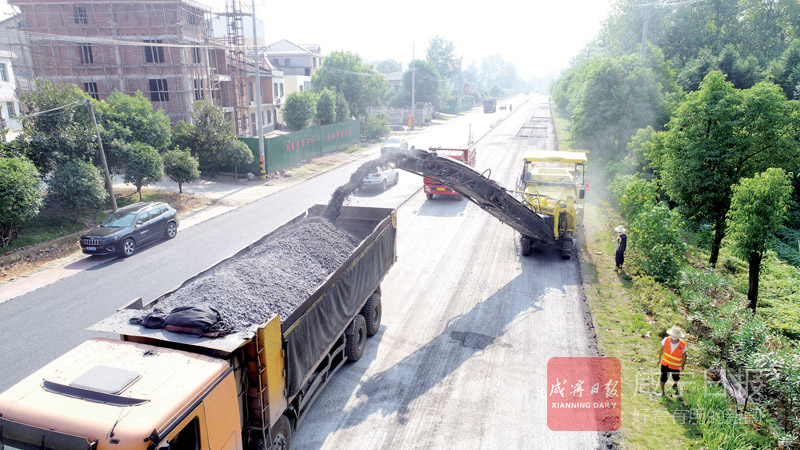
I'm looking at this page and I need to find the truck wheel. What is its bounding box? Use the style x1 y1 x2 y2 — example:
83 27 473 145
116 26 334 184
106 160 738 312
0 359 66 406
122 238 136 257
362 294 382 337
345 315 367 362
426 193 434 200
521 236 532 256
269 415 291 450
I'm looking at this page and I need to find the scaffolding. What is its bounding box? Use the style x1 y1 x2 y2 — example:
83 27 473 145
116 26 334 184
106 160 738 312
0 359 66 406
0 0 239 127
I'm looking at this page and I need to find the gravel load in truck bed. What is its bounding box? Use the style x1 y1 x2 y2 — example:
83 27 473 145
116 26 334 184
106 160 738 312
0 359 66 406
154 217 360 331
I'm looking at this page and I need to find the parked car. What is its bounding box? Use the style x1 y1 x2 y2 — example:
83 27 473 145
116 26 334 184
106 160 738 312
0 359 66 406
361 166 400 191
80 202 179 257
380 136 409 155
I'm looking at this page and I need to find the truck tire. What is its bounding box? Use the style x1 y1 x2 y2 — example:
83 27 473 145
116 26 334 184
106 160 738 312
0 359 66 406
520 236 532 257
426 193 434 200
345 315 367 362
269 415 291 450
362 293 382 337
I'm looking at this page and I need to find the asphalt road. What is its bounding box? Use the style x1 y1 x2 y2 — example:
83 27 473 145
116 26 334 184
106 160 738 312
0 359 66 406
291 98 600 449
0 95 602 449
0 99 517 392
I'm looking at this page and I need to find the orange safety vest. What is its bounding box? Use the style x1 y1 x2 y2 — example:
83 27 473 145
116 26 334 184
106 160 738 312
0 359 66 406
661 339 686 370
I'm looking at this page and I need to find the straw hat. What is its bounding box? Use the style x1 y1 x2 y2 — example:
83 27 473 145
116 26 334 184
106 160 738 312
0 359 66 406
614 225 626 233
666 326 685 339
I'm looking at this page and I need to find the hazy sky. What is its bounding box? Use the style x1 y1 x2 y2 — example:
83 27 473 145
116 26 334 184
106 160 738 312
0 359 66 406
0 0 613 78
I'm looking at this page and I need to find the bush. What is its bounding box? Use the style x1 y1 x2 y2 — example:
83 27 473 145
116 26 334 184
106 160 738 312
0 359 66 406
123 143 163 201
0 156 44 246
47 159 106 222
630 202 685 282
611 174 658 222
361 113 390 139
217 140 253 178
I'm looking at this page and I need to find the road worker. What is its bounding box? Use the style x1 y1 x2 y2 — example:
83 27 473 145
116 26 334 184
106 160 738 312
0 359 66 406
658 326 687 396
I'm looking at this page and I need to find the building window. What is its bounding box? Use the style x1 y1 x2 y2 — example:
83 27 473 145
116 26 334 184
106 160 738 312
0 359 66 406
188 11 202 26
283 58 290 66
248 82 254 102
192 47 201 64
79 43 93 64
251 113 256 136
299 85 303 92
271 58 279 66
0 63 7 82
83 82 98 100
73 6 87 24
193 79 203 100
273 82 278 97
149 79 169 101
279 83 284 97
144 40 164 63
6 102 15 117
266 110 271 124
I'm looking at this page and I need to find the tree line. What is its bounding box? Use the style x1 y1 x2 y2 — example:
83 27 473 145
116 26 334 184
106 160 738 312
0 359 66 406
0 80 252 246
281 38 527 133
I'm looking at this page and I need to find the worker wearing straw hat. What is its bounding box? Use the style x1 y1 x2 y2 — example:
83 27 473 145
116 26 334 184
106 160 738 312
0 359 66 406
658 326 687 396
614 226 627 272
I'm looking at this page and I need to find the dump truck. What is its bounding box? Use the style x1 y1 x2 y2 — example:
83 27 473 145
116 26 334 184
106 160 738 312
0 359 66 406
0 205 397 450
482 99 497 113
396 148 586 258
423 147 476 200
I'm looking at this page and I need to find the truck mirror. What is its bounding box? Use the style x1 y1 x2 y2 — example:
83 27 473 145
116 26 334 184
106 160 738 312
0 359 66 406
579 190 585 199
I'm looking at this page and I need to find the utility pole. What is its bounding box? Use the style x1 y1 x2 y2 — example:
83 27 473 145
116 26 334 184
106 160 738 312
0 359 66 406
456 67 462 116
411 42 415 129
251 0 265 179
641 4 650 57
87 100 117 212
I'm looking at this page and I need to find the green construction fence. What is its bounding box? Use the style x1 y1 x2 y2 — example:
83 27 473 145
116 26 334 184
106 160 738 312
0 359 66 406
241 120 360 175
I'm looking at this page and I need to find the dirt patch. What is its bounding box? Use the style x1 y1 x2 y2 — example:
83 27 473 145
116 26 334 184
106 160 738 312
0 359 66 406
149 217 359 330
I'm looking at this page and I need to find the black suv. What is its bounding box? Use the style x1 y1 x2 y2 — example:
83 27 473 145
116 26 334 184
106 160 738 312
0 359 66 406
80 202 179 257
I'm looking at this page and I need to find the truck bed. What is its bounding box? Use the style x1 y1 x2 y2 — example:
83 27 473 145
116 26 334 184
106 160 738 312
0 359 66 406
91 205 397 396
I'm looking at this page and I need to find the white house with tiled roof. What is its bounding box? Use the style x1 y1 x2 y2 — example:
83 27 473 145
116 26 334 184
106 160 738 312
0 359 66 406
0 50 21 140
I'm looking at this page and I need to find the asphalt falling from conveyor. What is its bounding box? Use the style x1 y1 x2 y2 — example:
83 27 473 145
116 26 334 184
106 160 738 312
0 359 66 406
323 151 407 221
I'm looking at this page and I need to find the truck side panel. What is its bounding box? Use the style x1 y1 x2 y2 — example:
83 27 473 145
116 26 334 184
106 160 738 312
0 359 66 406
282 214 397 397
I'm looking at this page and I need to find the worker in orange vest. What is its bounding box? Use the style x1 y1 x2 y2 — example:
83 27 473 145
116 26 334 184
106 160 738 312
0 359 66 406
658 326 687 396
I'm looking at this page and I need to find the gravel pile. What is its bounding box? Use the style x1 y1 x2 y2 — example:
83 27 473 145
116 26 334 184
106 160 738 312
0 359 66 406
154 217 360 331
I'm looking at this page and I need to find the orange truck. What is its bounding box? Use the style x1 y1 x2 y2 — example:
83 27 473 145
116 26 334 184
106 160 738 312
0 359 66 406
0 205 397 450
423 147 477 200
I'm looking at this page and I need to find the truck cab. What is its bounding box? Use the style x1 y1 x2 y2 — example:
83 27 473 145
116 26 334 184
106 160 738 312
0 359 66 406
423 148 476 200
0 338 241 450
482 99 497 113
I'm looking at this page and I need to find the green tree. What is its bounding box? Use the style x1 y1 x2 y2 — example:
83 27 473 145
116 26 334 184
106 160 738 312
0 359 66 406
0 157 43 246
648 71 800 266
172 120 195 153
189 101 236 174
769 40 800 99
726 168 794 311
18 80 93 175
400 59 442 108
217 140 253 179
163 148 200 194
47 159 106 223
334 91 350 122
315 88 336 125
283 91 317 130
312 51 387 117
123 143 163 201
375 59 402 74
426 36 461 81
96 91 172 152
